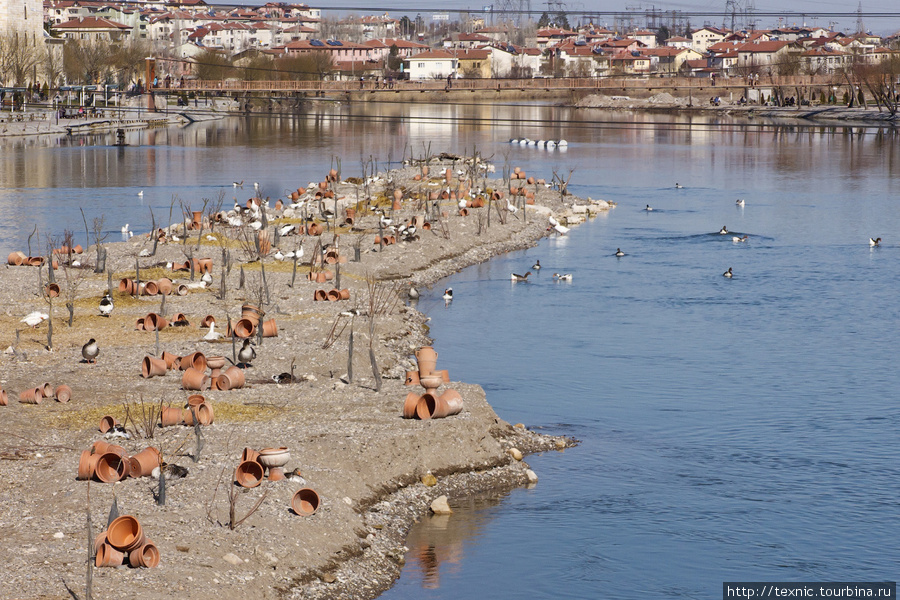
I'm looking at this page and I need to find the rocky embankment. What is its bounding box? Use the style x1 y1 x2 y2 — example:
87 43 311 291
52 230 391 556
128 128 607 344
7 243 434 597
0 156 609 599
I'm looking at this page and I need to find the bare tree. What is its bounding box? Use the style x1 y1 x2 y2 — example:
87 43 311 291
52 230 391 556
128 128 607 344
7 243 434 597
63 38 115 84
0 30 44 87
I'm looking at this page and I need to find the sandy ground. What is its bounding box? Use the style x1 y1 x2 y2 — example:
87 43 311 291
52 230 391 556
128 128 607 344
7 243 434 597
0 155 608 599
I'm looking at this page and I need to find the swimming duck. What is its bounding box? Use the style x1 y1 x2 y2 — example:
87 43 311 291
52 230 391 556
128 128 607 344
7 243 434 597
442 288 453 302
869 237 882 247
121 224 130 233
233 181 243 188
82 338 99 363
736 199 745 207
723 267 733 278
137 191 143 197
732 235 749 243
532 260 541 270
615 248 625 257
99 293 114 317
21 311 49 328
553 273 573 281
511 271 531 282
719 226 729 235
675 183 683 189
644 205 653 211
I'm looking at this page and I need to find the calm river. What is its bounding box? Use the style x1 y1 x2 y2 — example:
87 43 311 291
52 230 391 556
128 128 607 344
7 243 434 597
2 103 899 599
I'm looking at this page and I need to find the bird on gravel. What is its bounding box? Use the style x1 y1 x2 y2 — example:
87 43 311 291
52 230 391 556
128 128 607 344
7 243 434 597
238 339 256 367
21 311 49 328
99 294 114 317
203 322 222 341
82 338 99 363
408 285 419 300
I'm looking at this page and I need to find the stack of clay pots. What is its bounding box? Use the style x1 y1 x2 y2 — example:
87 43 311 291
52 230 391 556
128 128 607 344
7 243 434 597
7 252 54 267
313 288 350 302
235 446 291 485
403 346 464 420
18 382 71 404
77 441 161 482
159 393 217 427
95 515 159 568
226 304 277 339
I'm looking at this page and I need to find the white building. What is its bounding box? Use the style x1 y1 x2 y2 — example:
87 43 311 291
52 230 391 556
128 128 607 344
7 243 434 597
403 49 457 80
0 0 45 45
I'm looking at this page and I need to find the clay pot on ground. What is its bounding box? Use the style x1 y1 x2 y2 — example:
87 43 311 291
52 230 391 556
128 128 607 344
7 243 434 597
405 371 420 386
180 352 207 372
527 176 536 184
45 283 60 297
261 320 278 337
0 389 7 406
191 211 203 229
55 385 72 403
77 450 100 480
107 515 145 552
156 278 173 295
403 392 421 419
176 284 188 296
95 543 125 568
142 356 168 378
472 197 485 208
94 452 127 483
434 369 450 383
135 318 146 330
142 281 159 296
416 389 464 420
197 258 213 274
459 208 469 217
345 208 356 220
160 406 182 427
235 460 265 488
129 447 160 477
241 304 261 325
91 440 112 455
217 366 245 391
233 318 256 339
172 313 189 326
161 351 179 370
241 447 260 463
291 488 320 516
7 251 26 266
206 355 225 377
415 346 438 377
128 540 160 568
184 402 214 426
200 314 216 328
307 223 323 236
143 313 167 331
19 388 42 404
40 382 53 398
181 367 209 391
324 248 340 264
27 256 44 266
118 278 137 295
326 289 341 302
258 447 290 470
313 290 327 302
419 374 443 391
392 199 402 211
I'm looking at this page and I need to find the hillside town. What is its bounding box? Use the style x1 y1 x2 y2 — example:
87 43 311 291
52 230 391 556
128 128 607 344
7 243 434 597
1 0 900 91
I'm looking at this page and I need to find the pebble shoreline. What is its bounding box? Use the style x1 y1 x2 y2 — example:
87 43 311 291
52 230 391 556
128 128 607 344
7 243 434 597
0 146 605 599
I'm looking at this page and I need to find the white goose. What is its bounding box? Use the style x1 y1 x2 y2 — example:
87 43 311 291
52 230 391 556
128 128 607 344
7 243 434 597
21 311 49 328
869 237 882 247
732 235 749 243
203 322 222 341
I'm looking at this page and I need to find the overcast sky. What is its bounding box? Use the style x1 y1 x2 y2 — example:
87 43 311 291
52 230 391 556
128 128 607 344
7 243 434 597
276 0 900 36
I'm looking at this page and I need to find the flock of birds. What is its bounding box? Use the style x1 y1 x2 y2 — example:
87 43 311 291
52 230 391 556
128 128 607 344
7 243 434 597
508 138 569 149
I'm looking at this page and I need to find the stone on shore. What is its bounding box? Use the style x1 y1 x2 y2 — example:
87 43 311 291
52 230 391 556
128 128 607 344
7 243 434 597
430 495 453 515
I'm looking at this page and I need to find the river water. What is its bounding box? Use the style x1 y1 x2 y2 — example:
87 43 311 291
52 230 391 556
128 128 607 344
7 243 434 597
2 104 899 598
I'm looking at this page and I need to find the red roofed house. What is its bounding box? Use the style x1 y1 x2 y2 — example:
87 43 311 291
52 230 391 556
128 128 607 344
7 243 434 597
53 16 132 41
736 40 800 74
403 49 458 80
452 48 491 78
642 47 702 75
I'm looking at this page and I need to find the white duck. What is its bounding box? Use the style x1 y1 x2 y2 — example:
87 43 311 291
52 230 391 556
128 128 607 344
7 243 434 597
732 235 749 243
553 273 573 281
21 311 49 328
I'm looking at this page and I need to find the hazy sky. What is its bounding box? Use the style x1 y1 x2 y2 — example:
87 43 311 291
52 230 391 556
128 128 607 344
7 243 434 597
279 0 900 35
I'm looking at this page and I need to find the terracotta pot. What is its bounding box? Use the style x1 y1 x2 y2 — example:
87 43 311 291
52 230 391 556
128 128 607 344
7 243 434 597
185 402 214 426
419 374 442 391
28 256 44 266
444 168 452 182
95 542 125 567
268 467 285 481
142 356 168 378
307 223 323 236
313 290 327 302
329 168 338 180
440 190 449 200
179 352 206 372
200 314 216 328
326 289 341 302
234 318 256 339
160 406 182 427
344 216 354 225
55 384 72 403
345 208 356 219
422 165 429 176
40 382 53 398
197 258 213 274
19 388 42 404
235 460 265 488
191 210 203 228
7 251 26 266
415 346 438 377
161 351 179 370
0 389 7 406
241 304 261 325
74 244 84 254
107 515 145 552
258 447 290 470
142 281 159 296
45 283 60 297
156 278 173 295
135 318 146 330
172 313 189 326
144 313 167 331
241 447 260 463
181 367 209 391
324 249 339 264
473 197 485 208
206 355 225 371
118 278 136 294
104 444 127 457
414 174 422 181
423 222 432 231
291 488 320 516
187 394 206 408
94 452 127 483
128 540 160 568
429 191 439 201
392 199 402 211
434 369 450 383
261 319 278 337
91 440 112 454
77 450 99 480
459 208 469 217
217 366 245 391
403 391 421 419
405 371 420 386
416 389 464 420
527 176 536 185
130 447 160 477
176 284 188 296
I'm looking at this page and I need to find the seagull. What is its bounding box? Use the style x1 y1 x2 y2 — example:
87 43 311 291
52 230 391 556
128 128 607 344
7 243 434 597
99 293 114 317
511 271 531 282
553 273 573 281
869 237 882 247
615 248 625 257
121 224 130 233
644 205 653 211
732 235 749 243
238 339 256 367
723 267 733 278
719 226 729 235
21 311 49 328
82 338 99 363
736 199 745 206
442 288 453 302
532 260 541 270
203 322 222 341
